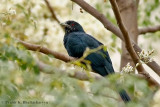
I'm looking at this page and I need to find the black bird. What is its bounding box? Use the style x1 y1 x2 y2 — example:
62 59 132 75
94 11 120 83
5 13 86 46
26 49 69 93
61 20 131 103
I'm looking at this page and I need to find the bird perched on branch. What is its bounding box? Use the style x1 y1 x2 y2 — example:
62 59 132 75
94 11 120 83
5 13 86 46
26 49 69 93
61 20 131 103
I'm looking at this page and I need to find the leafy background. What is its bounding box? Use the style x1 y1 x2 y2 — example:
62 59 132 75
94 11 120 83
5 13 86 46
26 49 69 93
0 0 160 107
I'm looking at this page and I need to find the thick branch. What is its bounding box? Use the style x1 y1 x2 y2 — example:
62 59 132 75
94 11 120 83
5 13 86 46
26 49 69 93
109 0 145 74
71 0 160 77
38 61 158 86
139 25 160 35
18 40 75 62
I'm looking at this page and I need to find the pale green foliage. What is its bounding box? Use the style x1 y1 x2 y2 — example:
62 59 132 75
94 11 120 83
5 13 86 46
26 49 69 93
0 0 159 107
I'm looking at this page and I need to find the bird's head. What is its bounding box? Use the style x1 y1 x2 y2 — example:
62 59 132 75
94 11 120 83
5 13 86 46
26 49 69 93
60 20 85 33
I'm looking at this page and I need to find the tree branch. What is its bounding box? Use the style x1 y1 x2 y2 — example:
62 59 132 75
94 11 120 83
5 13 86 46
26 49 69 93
70 0 160 77
38 60 159 86
109 0 146 75
18 40 159 86
139 25 160 35
37 61 102 80
44 0 64 29
18 40 75 62
44 0 60 23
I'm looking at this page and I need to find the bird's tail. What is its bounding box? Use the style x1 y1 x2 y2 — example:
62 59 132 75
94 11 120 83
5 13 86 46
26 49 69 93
119 89 131 103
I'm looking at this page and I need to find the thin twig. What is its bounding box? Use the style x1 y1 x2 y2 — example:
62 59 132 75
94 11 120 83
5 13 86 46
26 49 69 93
139 25 160 35
44 0 60 23
44 0 64 29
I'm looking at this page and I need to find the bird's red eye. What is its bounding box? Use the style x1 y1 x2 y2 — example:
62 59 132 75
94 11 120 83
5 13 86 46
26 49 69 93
71 24 75 26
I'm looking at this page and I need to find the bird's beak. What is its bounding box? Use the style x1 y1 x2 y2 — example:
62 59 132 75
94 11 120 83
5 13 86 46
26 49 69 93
60 22 70 28
60 22 67 26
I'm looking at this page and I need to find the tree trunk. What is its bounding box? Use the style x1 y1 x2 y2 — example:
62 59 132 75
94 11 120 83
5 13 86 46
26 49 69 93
116 0 139 71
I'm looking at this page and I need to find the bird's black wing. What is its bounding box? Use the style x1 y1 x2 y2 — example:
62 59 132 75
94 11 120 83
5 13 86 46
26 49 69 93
85 34 115 75
86 34 113 65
